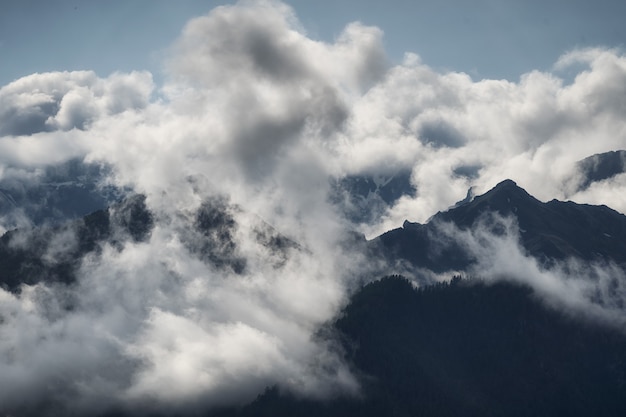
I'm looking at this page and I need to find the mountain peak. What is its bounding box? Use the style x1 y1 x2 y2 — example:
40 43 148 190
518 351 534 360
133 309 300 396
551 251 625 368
493 179 518 189
483 179 536 198
433 179 539 229
480 179 534 202
375 177 626 271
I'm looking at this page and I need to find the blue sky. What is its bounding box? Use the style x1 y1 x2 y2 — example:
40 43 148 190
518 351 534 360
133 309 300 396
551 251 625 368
2 0 625 86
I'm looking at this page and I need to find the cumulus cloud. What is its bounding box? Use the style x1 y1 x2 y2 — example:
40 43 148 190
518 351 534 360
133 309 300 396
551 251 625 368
0 1 377 414
340 46 626 234
0 203 363 415
0 70 152 137
0 69 153 194
1 0 626 415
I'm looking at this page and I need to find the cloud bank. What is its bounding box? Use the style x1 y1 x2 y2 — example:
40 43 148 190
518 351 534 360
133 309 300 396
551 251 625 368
1 0 626 415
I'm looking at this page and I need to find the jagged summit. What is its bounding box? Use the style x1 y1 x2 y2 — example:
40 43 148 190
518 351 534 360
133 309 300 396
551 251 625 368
435 179 540 229
467 179 534 205
376 179 626 272
450 185 476 209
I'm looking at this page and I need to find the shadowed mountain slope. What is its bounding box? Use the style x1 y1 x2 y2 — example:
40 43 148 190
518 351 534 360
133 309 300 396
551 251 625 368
576 150 626 190
375 179 626 272
212 276 626 417
0 194 297 292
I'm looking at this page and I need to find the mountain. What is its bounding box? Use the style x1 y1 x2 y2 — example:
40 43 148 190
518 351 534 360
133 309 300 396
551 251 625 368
329 169 415 224
575 150 626 190
12 175 622 291
0 194 151 291
0 194 297 292
0 158 122 228
214 179 626 416
3 178 626 416
374 179 626 272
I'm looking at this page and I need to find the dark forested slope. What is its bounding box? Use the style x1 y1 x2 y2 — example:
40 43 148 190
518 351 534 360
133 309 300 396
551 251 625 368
221 276 626 417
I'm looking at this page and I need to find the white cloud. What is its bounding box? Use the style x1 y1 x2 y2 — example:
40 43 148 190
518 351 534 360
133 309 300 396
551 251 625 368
0 70 153 180
1 0 626 415
0 70 152 136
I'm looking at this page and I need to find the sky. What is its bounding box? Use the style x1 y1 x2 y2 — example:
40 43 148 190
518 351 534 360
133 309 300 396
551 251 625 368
2 0 626 86
1 1 626 416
